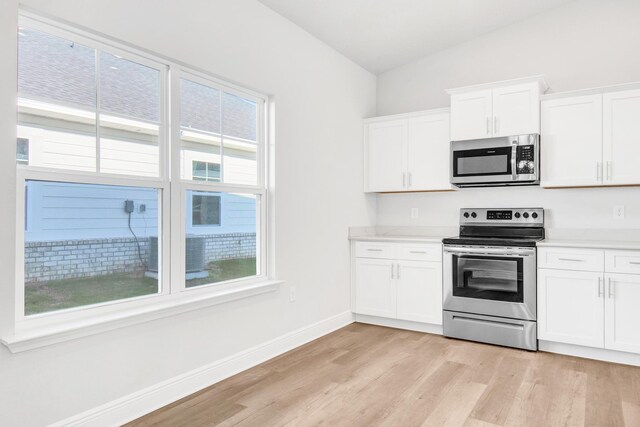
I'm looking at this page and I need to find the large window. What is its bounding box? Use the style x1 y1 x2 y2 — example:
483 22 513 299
15 15 268 323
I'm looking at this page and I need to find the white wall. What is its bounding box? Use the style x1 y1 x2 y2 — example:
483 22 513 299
0 1 376 425
377 0 640 115
376 0 640 231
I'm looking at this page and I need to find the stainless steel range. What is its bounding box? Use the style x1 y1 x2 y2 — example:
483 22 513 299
442 208 544 351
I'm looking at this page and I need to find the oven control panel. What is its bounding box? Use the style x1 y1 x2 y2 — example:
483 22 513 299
460 208 544 226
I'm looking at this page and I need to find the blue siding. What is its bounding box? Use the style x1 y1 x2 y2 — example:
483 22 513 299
25 181 256 241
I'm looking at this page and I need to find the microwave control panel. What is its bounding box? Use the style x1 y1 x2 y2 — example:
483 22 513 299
516 145 535 174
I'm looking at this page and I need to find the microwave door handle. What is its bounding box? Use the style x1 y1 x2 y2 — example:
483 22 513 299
511 142 517 181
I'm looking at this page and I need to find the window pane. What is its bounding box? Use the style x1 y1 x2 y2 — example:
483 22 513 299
223 140 257 185
222 92 258 185
99 52 160 123
24 181 160 315
185 190 258 288
180 78 221 180
18 27 97 171
98 52 161 177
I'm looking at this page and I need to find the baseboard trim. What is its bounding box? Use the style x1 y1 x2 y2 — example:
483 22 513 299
50 311 355 427
354 314 443 335
539 340 640 366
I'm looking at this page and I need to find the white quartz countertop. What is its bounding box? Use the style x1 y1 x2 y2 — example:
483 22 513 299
350 227 640 250
349 234 447 243
348 226 454 244
538 239 640 250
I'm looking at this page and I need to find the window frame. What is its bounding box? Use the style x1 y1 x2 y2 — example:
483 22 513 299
12 12 272 339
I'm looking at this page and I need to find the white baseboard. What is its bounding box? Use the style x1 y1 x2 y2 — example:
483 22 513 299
50 311 355 427
354 314 443 335
539 340 640 366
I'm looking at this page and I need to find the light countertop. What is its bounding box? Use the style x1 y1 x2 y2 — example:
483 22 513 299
538 239 640 251
350 226 640 251
348 226 454 244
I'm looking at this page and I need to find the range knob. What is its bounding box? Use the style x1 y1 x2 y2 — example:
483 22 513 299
514 212 521 218
463 212 470 218
532 212 538 219
523 212 530 219
471 212 477 218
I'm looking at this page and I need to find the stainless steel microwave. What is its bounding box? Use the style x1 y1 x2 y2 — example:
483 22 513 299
450 134 539 187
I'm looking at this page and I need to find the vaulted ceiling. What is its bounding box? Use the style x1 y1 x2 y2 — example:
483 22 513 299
258 0 576 74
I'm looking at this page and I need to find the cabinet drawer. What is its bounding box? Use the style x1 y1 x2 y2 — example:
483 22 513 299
397 244 441 262
355 242 396 259
605 250 640 274
537 247 604 272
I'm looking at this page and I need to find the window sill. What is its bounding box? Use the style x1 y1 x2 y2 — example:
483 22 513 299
1 279 282 353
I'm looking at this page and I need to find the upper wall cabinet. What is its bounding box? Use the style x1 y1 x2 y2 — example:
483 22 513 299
364 109 452 193
603 89 640 186
541 94 603 187
447 76 548 141
541 86 640 188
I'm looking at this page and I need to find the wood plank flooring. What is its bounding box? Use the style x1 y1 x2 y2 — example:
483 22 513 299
127 323 640 426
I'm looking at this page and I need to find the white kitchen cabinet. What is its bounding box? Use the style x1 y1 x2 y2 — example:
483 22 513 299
407 113 451 191
365 119 406 192
448 76 547 141
450 89 493 141
396 260 442 324
540 94 603 187
364 109 452 193
537 268 604 348
492 82 541 137
541 85 640 188
603 89 640 185
604 273 640 353
538 246 640 356
353 241 442 325
354 258 396 318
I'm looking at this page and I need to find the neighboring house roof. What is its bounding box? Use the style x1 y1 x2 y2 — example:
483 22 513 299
18 27 257 141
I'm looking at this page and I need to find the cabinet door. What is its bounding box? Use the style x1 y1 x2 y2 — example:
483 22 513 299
365 119 407 192
540 95 603 187
407 113 452 191
450 90 493 141
605 273 640 353
396 260 442 324
355 258 396 318
537 269 604 348
492 82 540 137
603 89 640 185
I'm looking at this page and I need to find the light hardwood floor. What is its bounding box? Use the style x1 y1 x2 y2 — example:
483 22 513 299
127 323 640 426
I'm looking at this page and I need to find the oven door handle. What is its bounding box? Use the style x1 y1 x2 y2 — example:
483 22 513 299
444 247 535 257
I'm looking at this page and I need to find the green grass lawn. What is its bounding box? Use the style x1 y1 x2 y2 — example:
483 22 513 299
25 257 257 315
25 273 158 316
186 257 257 288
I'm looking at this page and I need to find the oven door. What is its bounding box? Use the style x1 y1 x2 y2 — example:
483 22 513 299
443 245 536 321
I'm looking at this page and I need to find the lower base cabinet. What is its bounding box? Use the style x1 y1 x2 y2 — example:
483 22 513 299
396 260 442 324
537 269 604 348
354 258 396 318
538 246 640 355
605 273 640 353
353 241 442 325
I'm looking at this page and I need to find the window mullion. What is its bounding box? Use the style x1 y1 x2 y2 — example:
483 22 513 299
95 49 101 173
169 67 185 294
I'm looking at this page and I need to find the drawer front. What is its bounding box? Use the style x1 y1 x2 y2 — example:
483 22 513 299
397 243 442 262
537 247 604 272
605 250 640 274
355 241 396 259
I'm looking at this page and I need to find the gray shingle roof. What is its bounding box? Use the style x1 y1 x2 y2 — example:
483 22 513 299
18 27 257 141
